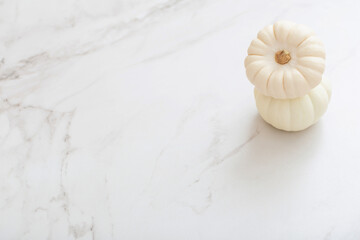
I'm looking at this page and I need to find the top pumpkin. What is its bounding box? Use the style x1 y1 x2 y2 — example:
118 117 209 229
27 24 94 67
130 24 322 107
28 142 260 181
244 21 325 99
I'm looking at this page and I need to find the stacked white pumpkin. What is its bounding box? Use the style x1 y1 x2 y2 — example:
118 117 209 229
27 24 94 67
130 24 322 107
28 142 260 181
245 21 331 131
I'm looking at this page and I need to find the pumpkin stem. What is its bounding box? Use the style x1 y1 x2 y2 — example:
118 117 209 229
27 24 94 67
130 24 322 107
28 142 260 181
275 50 291 65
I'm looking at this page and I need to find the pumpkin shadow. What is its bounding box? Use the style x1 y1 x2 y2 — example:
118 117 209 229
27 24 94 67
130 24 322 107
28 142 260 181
245 114 323 164
229 113 324 200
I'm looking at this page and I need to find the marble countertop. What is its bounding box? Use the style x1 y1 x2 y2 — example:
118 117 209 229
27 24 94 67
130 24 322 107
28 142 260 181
1 0 360 239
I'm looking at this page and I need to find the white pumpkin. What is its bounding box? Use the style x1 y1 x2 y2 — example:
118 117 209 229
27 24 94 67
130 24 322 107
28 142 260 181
245 21 326 99
254 77 331 131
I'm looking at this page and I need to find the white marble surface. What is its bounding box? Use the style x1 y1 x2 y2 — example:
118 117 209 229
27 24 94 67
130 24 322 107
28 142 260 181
0 0 360 239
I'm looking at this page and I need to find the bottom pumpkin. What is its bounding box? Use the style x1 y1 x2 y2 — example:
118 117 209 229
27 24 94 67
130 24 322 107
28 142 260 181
254 77 332 132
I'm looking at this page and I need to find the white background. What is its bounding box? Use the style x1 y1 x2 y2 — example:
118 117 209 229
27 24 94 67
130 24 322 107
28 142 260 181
0 0 359 239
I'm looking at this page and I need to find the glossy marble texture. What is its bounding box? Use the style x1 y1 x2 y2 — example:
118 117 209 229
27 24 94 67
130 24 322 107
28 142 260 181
1 0 360 239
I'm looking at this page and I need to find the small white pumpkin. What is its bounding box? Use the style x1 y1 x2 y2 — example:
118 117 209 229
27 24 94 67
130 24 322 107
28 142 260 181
245 21 326 99
254 77 331 131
